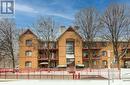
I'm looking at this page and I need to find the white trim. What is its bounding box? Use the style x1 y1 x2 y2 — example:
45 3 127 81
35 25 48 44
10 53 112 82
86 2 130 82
76 64 85 67
57 65 67 67
40 62 48 65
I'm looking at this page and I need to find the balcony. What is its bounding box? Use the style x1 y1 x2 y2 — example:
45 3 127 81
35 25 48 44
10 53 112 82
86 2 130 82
39 42 58 51
122 55 130 60
38 56 58 61
38 56 48 60
82 47 101 50
83 56 100 61
38 47 58 51
122 47 130 50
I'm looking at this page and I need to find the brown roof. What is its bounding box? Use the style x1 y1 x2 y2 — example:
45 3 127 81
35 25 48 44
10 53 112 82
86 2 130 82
19 29 37 38
57 26 83 41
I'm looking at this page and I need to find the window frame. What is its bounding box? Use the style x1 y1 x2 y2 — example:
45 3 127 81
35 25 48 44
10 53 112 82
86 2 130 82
102 51 107 56
26 40 32 46
25 50 32 57
25 61 32 68
66 41 74 54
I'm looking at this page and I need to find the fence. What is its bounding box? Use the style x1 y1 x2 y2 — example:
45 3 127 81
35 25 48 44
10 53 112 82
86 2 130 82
0 68 121 80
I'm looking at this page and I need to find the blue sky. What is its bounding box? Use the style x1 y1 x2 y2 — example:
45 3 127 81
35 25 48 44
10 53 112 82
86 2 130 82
15 0 130 28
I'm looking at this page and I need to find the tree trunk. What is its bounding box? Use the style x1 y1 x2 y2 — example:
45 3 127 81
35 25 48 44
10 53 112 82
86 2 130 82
12 57 15 73
88 50 93 71
117 58 121 70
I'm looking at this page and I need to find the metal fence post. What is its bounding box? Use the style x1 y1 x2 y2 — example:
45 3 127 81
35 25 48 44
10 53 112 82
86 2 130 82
16 72 18 79
78 73 80 79
5 69 6 79
73 73 75 80
28 69 29 80
108 69 110 85
40 70 41 79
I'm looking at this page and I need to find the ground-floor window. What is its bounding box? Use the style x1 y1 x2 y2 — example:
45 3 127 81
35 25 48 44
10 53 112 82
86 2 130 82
102 60 107 65
93 61 96 65
124 61 130 68
83 61 89 68
25 61 32 68
102 60 107 68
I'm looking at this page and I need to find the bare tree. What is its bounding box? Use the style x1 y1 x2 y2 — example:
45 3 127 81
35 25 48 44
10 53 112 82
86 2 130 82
34 16 58 68
75 8 101 69
0 19 17 71
100 4 130 69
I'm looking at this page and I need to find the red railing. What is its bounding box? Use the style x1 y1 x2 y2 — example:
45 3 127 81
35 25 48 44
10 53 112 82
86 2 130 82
0 68 18 73
83 56 100 61
122 55 130 60
38 57 58 60
38 48 58 51
0 68 120 80
82 47 101 50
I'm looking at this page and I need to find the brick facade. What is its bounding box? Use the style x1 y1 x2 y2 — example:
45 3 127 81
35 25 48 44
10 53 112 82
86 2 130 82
19 27 130 69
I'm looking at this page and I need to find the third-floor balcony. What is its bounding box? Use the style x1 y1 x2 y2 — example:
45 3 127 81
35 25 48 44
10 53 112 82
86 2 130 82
122 55 130 60
82 47 101 50
83 55 100 61
38 47 58 51
38 42 58 51
38 56 58 61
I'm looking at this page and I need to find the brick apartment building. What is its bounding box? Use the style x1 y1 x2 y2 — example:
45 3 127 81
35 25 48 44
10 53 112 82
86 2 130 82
19 26 130 69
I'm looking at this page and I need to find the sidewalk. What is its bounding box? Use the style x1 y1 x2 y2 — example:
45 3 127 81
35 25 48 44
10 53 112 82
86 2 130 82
0 80 129 85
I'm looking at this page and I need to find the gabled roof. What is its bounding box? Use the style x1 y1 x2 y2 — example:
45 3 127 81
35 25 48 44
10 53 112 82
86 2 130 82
19 29 37 38
57 26 83 41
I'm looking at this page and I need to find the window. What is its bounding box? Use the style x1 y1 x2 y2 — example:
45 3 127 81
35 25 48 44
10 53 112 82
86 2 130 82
25 61 32 68
102 51 107 56
66 41 74 54
44 42 47 48
25 51 32 56
26 40 32 46
51 52 55 58
66 58 74 64
83 51 88 57
102 60 107 65
50 42 56 48
101 42 107 47
93 61 96 65
93 51 96 56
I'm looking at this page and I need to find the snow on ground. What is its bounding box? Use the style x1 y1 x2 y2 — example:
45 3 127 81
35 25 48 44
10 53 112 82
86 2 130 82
0 80 130 85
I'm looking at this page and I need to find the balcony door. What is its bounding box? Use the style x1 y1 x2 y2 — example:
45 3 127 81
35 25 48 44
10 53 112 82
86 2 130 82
66 41 75 67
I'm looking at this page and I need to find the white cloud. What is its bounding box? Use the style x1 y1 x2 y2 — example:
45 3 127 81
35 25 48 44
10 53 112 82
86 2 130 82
15 4 38 14
46 13 74 20
15 3 74 20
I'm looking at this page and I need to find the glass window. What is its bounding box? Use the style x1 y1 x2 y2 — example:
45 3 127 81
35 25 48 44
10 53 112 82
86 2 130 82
25 61 32 68
93 51 96 56
66 58 74 64
102 60 107 65
25 51 32 56
66 41 74 54
83 51 88 57
102 51 107 56
26 40 32 46
44 42 47 48
93 61 96 65
50 42 56 48
51 52 55 58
